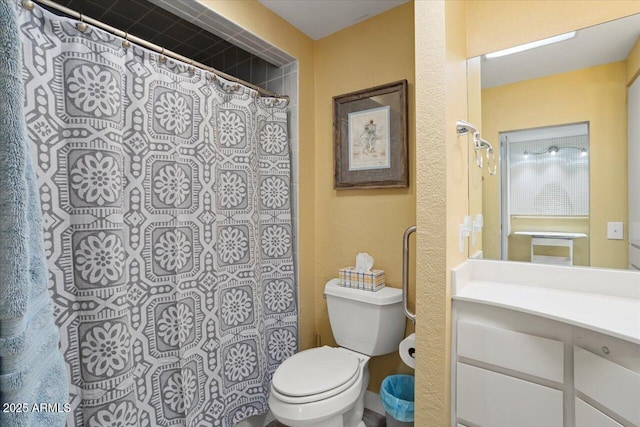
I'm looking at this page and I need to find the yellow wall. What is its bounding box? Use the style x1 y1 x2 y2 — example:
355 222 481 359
466 1 640 58
195 1 640 424
415 0 469 424
413 2 640 424
628 37 640 85
202 0 417 395
481 62 629 269
197 0 318 350
313 2 416 393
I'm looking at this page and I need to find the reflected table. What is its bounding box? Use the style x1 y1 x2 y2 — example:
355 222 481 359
513 231 588 266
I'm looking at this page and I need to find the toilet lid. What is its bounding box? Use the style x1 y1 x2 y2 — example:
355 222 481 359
271 347 360 397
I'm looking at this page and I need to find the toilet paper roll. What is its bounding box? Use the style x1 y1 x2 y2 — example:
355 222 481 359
399 333 416 369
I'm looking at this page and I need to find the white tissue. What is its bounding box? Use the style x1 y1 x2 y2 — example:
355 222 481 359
355 252 374 273
399 333 416 369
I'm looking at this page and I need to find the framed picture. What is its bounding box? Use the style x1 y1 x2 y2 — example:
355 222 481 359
333 80 408 189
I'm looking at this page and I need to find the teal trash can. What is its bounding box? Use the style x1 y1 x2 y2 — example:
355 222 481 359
380 375 414 426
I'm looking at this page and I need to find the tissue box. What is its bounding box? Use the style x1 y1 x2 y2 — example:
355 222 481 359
338 267 385 291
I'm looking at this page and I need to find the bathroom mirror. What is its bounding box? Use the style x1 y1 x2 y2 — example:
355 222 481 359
468 13 640 272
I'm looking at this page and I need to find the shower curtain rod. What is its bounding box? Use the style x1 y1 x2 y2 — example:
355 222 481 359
21 0 289 101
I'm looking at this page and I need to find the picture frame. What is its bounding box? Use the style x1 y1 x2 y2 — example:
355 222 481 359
333 80 408 189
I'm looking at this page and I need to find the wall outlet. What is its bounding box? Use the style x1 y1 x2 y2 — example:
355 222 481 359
607 222 624 240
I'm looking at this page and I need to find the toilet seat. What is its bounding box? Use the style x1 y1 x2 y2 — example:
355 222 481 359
271 346 361 404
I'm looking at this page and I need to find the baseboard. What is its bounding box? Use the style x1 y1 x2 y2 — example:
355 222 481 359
365 390 385 415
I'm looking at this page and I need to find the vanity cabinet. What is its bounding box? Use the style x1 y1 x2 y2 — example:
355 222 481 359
575 398 622 427
574 346 640 426
456 362 563 427
451 259 640 427
454 318 640 427
455 322 563 427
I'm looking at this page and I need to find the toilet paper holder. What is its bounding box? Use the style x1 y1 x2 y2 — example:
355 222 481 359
399 333 416 368
402 226 417 325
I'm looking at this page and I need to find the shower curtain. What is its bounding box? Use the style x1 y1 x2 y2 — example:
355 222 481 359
18 4 296 426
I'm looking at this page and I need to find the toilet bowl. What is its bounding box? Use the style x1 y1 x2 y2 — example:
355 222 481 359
269 346 369 427
269 280 405 427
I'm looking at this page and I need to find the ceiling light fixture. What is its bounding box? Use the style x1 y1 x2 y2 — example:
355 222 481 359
485 31 577 59
521 145 586 159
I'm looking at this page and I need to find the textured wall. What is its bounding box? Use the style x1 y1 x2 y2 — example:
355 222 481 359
414 0 470 424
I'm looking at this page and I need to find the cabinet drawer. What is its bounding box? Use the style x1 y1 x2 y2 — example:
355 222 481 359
575 398 622 427
574 346 640 425
456 363 563 427
457 322 564 382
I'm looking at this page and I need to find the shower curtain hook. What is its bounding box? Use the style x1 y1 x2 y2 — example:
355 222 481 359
188 60 195 75
22 0 35 11
159 47 167 63
77 14 88 33
122 32 131 49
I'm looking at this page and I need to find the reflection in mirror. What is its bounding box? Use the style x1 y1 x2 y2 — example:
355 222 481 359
468 13 640 271
467 57 483 259
500 123 590 266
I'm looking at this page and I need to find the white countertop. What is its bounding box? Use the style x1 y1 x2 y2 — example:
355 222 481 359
452 260 640 345
513 231 588 239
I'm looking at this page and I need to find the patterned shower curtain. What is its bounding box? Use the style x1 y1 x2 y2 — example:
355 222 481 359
18 4 296 426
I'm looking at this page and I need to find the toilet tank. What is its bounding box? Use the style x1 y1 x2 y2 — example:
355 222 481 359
324 279 406 356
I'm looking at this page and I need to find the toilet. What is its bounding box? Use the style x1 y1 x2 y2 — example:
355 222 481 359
269 278 406 427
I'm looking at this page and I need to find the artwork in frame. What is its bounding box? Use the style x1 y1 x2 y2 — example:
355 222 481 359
333 80 408 189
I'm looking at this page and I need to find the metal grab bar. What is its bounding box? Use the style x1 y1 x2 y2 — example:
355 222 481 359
402 226 417 325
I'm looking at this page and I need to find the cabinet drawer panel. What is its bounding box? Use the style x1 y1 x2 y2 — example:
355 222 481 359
456 362 563 427
574 346 640 425
575 398 622 427
457 321 564 382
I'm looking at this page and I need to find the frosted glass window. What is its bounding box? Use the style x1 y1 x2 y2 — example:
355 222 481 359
509 134 589 216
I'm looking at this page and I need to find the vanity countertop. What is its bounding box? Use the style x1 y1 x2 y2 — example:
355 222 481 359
452 260 640 345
